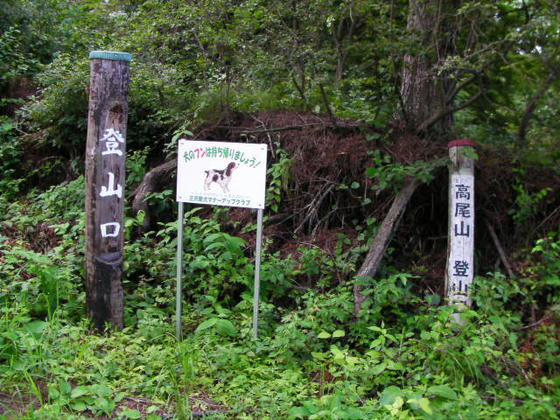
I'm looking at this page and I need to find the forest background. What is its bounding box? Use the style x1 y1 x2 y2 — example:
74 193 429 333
0 0 559 418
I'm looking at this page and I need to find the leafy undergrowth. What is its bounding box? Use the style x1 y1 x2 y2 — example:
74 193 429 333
1 178 559 419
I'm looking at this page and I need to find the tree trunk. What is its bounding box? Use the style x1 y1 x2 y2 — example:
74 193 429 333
131 159 176 233
353 0 459 316
353 178 420 315
400 0 458 140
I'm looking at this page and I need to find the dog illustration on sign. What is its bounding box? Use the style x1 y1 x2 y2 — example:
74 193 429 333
203 162 237 193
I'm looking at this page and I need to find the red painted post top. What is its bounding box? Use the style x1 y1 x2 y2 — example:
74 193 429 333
448 139 476 148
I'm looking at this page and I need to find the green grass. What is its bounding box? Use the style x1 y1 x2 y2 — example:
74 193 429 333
0 180 559 419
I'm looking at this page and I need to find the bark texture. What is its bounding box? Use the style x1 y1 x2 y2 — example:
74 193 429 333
131 159 176 233
353 0 460 315
400 0 459 139
353 177 420 315
85 57 129 331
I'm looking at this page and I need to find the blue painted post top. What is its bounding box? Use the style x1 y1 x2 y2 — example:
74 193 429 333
89 51 132 62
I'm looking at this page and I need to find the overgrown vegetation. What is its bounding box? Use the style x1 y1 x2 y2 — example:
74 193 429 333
1 180 559 418
1 0 559 419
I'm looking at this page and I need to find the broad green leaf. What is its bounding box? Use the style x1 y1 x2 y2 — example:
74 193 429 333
191 259 210 269
2 332 18 341
120 407 142 419
317 331 331 339
215 319 236 336
60 381 72 396
204 242 225 252
195 318 218 333
70 386 90 399
214 305 232 316
387 361 405 371
371 362 387 375
330 345 345 360
48 386 59 399
24 320 47 335
70 400 87 411
302 400 320 414
91 384 112 397
147 405 160 414
370 337 384 348
95 397 115 415
380 386 403 406
427 385 458 400
344 407 367 419
388 396 404 414
418 398 433 414
224 235 246 255
288 406 309 419
83 395 95 405
332 329 345 338
367 325 383 332
346 356 360 367
408 397 433 415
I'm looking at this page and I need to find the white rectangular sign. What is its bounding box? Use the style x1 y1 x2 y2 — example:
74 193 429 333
447 173 475 305
176 140 268 209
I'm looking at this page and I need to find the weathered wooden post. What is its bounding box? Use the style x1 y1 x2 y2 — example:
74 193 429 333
85 51 131 330
445 139 476 307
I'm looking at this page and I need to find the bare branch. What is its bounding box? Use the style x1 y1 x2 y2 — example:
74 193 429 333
291 72 307 108
220 123 322 134
485 220 515 278
354 177 420 316
445 73 478 104
318 83 338 127
416 89 482 133
517 70 558 144
516 310 558 331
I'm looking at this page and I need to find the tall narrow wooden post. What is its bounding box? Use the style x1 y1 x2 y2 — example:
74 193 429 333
445 139 476 307
85 51 131 330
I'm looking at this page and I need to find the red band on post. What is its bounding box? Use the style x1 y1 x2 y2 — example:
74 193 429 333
448 139 476 148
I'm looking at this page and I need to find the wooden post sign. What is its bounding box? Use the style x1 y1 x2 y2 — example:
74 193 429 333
85 51 131 330
176 140 268 339
445 139 476 307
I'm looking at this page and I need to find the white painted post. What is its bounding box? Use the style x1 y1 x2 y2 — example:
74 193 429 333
176 201 184 340
252 208 264 338
445 139 476 307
